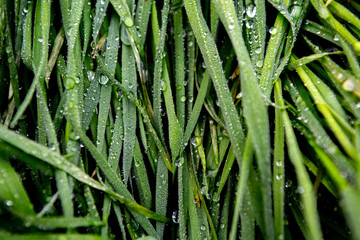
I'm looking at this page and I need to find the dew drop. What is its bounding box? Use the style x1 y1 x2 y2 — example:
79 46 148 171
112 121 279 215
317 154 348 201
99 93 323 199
342 78 355 91
99 75 109 85
246 4 256 18
65 77 76 89
5 200 13 206
269 27 277 35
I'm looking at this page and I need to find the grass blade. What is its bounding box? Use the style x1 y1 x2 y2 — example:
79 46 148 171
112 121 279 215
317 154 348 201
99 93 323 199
213 1 273 238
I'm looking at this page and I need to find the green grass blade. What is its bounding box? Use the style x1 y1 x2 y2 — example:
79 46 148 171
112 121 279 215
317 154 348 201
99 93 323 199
288 51 343 70
92 0 110 43
122 32 137 185
155 159 169 238
95 53 173 172
188 171 201 240
0 125 168 224
173 0 186 130
134 0 152 46
213 1 273 238
276 83 323 240
291 55 357 159
11 0 50 128
133 138 152 209
82 0 92 59
310 0 360 52
184 0 245 179
218 176 232 240
0 154 35 217
97 13 120 152
229 135 253 240
273 80 285 240
178 156 188 240
25 216 104 230
339 36 360 79
151 1 182 160
0 233 105 240
21 0 33 69
327 0 360 33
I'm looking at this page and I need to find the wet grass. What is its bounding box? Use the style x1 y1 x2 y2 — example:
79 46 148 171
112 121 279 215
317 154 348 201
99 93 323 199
0 0 360 239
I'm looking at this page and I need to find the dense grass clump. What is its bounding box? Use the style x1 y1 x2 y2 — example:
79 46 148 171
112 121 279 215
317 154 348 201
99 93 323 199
0 0 360 239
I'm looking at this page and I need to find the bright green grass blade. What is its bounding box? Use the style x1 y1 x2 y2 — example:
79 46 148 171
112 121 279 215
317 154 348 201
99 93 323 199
0 125 168 224
92 0 110 43
326 0 360 33
285 76 355 179
0 155 35 217
173 0 186 130
194 125 206 171
303 37 360 118
288 51 343 70
0 233 105 240
310 0 360 52
311 143 360 240
25 216 104 230
273 80 285 240
212 1 273 238
276 83 323 240
184 0 245 182
291 55 357 159
133 138 152 209
302 66 348 122
21 0 33 69
122 31 137 185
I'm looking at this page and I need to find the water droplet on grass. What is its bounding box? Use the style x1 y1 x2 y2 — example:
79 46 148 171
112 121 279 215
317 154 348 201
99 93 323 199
99 75 109 85
269 27 277 35
246 4 256 18
65 77 76 89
